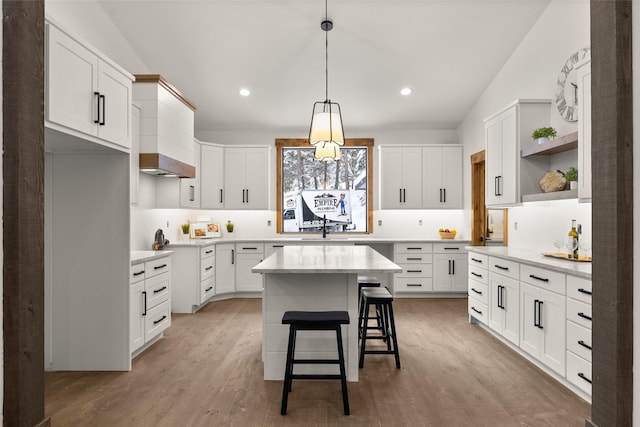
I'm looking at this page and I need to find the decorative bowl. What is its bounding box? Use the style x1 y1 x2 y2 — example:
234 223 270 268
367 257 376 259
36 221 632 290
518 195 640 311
439 231 456 239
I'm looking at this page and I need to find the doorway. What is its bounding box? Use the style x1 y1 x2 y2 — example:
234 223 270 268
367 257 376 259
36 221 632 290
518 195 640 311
470 150 507 247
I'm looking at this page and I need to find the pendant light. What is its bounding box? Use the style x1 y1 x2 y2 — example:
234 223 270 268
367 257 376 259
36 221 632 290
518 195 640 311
309 0 344 161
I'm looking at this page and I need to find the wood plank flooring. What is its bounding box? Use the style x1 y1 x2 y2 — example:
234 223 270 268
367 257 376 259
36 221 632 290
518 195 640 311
45 298 590 426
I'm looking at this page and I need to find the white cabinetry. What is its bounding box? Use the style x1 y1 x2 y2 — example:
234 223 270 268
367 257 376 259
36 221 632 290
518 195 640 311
130 255 172 355
487 257 520 346
576 59 592 201
216 243 236 294
45 21 132 150
224 147 270 209
131 104 140 205
484 100 550 206
380 147 423 209
179 140 201 208
235 244 264 292
467 253 489 324
432 243 467 292
170 244 216 313
422 146 463 209
565 275 592 395
200 143 225 209
393 243 433 293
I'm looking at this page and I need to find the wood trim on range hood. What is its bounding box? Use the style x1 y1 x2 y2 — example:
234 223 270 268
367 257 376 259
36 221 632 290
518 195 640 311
134 74 197 111
140 153 195 178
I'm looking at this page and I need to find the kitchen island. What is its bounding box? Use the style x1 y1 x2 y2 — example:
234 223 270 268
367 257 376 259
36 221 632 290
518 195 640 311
252 245 402 381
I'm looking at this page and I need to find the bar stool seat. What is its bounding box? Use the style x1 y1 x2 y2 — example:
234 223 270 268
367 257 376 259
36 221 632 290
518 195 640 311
281 310 350 416
358 287 400 369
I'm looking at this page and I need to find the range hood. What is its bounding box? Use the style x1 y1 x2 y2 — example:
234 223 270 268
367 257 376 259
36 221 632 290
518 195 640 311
139 153 195 178
134 74 197 179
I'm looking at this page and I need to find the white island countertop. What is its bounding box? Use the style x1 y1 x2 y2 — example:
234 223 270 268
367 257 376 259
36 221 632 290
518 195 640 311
252 245 402 274
131 250 173 265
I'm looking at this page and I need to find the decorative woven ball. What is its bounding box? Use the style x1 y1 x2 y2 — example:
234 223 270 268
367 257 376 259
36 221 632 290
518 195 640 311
539 170 567 193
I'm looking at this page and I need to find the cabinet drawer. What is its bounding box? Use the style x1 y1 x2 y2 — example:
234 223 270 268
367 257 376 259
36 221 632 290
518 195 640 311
566 351 592 396
468 265 488 284
145 256 171 278
397 263 432 277
395 253 432 264
468 298 488 324
200 276 215 304
145 299 171 342
395 277 433 292
468 253 489 267
567 275 592 304
468 279 488 305
201 257 215 280
236 243 264 254
488 257 519 280
200 245 216 260
395 243 432 254
130 263 146 283
145 272 171 308
567 298 592 329
519 264 565 295
567 320 592 362
433 243 466 254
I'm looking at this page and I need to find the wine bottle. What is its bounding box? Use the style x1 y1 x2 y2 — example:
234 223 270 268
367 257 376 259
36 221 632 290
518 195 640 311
568 219 579 259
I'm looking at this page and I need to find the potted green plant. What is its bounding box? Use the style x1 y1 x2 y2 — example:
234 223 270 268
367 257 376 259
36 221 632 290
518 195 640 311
532 127 557 144
181 223 190 240
565 167 578 190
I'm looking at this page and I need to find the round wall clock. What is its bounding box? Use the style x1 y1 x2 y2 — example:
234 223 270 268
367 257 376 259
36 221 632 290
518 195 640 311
555 47 590 122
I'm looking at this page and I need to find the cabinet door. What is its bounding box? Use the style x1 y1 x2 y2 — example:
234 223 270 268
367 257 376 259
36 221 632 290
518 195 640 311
485 115 502 206
380 147 404 209
130 105 140 205
441 146 463 208
46 23 99 137
432 254 452 292
236 253 264 292
488 273 505 335
96 59 132 148
200 144 224 209
401 147 423 208
499 108 518 204
450 254 468 292
244 148 269 209
215 244 236 294
519 283 540 359
180 140 201 208
501 276 520 346
539 289 566 375
130 281 145 353
421 146 443 209
577 61 592 201
223 147 246 209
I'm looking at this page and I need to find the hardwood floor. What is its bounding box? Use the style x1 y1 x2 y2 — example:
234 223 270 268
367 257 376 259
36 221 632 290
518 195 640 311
45 298 590 426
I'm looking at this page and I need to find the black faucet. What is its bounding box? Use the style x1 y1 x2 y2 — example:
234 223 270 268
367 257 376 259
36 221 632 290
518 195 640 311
322 214 328 239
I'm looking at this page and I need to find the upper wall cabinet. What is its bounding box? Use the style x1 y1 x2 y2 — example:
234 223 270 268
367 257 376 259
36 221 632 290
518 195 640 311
200 143 225 209
575 59 591 202
45 21 133 150
179 139 202 208
484 99 551 207
380 145 462 209
223 147 270 210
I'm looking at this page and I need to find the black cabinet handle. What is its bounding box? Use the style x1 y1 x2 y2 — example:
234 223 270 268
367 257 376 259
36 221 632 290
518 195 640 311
577 373 592 384
537 301 544 329
99 94 106 125
189 185 195 202
444 247 460 251
273 245 284 248
242 247 258 250
494 176 499 196
497 176 502 196
578 312 592 321
94 91 101 124
246 189 249 203
471 288 482 295
497 285 504 309
529 274 549 282
452 259 455 275
407 283 422 287
471 258 483 263
205 266 213 271
231 249 235 265
407 247 423 250
443 188 446 203
448 260 452 275
153 315 167 325
153 286 167 294
471 272 483 278
403 188 406 203
578 340 592 350
439 188 442 203
578 288 592 295
471 307 482 315
494 264 509 271
399 188 402 203
133 270 145 276
407 257 423 261
220 189 223 204
534 299 544 328
205 286 213 292
205 249 213 255
142 291 147 316
406 270 422 273
154 264 167 270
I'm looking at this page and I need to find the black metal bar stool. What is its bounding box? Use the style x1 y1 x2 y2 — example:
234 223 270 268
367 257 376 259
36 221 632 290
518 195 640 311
280 310 350 416
358 287 400 369
358 276 382 336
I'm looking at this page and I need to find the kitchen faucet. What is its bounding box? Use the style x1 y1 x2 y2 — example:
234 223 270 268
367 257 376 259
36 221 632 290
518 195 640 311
322 214 328 239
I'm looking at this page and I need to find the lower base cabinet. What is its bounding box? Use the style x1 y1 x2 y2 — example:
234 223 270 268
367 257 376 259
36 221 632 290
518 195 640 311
488 273 519 346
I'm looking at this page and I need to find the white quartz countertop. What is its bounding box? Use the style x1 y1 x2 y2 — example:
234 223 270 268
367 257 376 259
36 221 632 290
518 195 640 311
131 250 173 265
466 246 591 279
252 245 403 274
168 237 471 247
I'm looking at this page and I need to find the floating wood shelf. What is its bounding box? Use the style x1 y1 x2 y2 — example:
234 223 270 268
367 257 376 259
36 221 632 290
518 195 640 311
521 188 578 203
521 131 578 157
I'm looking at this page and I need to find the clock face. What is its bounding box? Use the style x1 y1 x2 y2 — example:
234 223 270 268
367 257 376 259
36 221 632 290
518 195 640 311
555 47 591 122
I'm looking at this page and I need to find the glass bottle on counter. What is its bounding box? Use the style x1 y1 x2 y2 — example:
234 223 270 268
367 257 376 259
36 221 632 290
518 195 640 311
568 219 579 259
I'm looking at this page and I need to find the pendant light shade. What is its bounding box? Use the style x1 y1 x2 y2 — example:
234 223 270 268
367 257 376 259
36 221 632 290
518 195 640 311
314 140 341 161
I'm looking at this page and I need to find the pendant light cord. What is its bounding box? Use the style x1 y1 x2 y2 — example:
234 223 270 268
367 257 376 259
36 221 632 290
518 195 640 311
325 0 329 102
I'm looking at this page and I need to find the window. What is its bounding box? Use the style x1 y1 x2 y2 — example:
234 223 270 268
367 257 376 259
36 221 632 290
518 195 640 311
276 138 373 234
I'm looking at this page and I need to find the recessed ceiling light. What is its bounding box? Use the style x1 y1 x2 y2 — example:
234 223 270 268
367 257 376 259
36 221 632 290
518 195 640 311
239 88 251 97
400 87 412 96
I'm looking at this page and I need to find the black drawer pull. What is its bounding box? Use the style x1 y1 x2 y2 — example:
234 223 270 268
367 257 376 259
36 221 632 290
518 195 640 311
153 315 167 325
471 307 482 315
242 247 258 250
407 284 422 287
406 270 422 273
577 373 592 384
494 264 509 271
407 247 423 250
529 274 549 282
153 286 167 294
205 266 213 271
578 340 592 350
577 312 592 321
407 257 423 261
470 288 482 295
205 250 213 255
154 264 167 270
133 270 145 276
578 288 592 295
471 258 483 263
471 272 483 278
273 245 284 248
205 286 213 292
444 247 459 250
